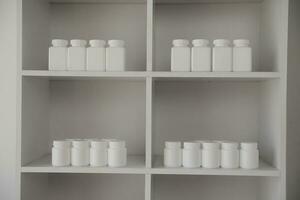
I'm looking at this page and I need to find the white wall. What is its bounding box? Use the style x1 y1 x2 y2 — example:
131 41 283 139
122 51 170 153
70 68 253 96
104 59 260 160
287 0 300 199
0 0 20 199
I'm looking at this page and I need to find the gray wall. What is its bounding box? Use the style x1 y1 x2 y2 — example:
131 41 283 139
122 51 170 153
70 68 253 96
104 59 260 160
0 0 20 199
287 0 300 199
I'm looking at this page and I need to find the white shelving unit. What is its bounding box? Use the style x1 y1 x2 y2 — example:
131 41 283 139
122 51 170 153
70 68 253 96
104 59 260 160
20 0 288 200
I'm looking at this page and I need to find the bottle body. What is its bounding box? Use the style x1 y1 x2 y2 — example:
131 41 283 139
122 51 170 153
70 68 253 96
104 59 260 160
171 39 190 72
182 142 201 168
191 40 211 72
71 140 90 166
164 148 182 167
49 39 68 71
171 47 191 71
191 47 211 72
51 140 71 167
240 142 259 169
202 142 220 168
106 40 126 71
212 39 232 72
68 40 87 71
164 141 182 167
220 142 239 169
90 140 108 167
87 47 106 71
233 47 252 71
107 140 127 167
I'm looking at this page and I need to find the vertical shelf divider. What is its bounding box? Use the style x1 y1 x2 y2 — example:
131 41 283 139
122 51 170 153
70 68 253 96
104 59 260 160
147 0 154 71
145 174 152 200
146 77 153 168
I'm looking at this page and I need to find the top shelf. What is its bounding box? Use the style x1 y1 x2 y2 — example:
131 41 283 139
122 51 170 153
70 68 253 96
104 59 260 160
49 0 263 3
22 70 281 81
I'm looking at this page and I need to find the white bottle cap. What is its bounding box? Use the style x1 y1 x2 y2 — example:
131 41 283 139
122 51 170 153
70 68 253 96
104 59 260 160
52 39 68 47
202 142 220 150
53 140 71 149
192 39 209 47
70 39 87 47
89 40 106 47
102 138 117 142
183 142 200 149
233 39 250 47
109 140 126 148
221 142 239 150
72 139 89 149
91 140 108 149
193 140 210 148
213 140 229 144
108 40 125 47
165 141 181 149
213 39 230 47
241 142 258 150
173 39 189 47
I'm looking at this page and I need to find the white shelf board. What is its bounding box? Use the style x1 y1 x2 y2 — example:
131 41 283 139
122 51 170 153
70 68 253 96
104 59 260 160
22 155 146 174
50 0 147 3
22 70 281 81
22 70 148 80
151 71 281 81
155 0 263 4
49 0 262 4
151 156 280 177
22 154 280 177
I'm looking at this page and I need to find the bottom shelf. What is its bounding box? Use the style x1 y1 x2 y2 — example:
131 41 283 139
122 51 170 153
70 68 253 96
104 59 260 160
21 155 280 177
151 156 280 177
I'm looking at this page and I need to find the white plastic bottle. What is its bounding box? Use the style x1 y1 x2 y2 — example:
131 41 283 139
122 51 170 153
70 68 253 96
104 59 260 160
191 39 211 72
240 142 259 169
90 140 108 167
212 39 232 72
202 142 220 168
71 139 90 166
108 140 127 167
87 40 106 71
171 39 190 72
106 40 126 71
221 142 239 169
68 39 87 71
164 141 182 167
182 142 201 168
52 140 71 166
49 39 68 71
233 39 252 72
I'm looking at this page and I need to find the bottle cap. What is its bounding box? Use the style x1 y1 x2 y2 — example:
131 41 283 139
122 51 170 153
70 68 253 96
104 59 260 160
165 141 181 149
193 140 210 148
70 39 87 47
108 40 125 47
53 140 71 149
202 142 220 150
183 142 200 149
173 39 189 47
213 39 230 47
91 140 108 149
102 138 117 142
72 139 89 149
109 140 126 148
233 39 250 47
241 142 258 150
52 39 68 47
221 142 239 150
89 40 106 47
192 39 209 47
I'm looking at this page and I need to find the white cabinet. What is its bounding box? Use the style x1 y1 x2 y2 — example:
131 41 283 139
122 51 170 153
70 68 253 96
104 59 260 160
20 0 288 200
